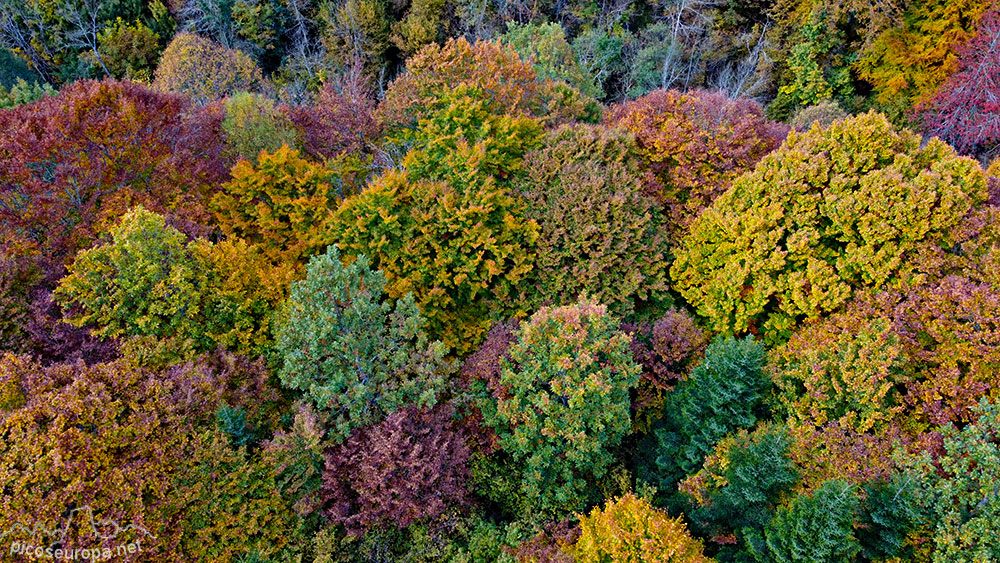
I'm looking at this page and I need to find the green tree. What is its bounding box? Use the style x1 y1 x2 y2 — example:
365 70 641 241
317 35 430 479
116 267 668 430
501 22 599 98
751 480 861 563
652 336 770 488
54 206 292 357
481 297 641 516
272 245 450 441
681 426 800 541
907 398 1000 561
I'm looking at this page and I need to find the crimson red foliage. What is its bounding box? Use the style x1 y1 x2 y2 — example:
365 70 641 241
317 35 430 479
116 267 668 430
921 7 1000 159
322 404 471 534
0 79 227 263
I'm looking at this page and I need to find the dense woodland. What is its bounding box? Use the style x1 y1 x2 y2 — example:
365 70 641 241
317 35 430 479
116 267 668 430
2 0 1000 561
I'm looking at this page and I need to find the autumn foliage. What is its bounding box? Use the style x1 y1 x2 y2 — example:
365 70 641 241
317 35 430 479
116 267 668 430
673 112 986 342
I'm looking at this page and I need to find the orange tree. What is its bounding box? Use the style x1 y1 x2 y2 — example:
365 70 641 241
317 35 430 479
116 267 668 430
212 144 338 267
153 33 262 104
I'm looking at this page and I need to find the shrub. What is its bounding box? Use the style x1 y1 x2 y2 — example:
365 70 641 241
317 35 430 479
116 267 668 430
220 92 299 162
651 336 770 487
605 89 788 235
154 33 262 104
212 144 338 266
321 405 470 534
572 494 714 563
517 124 672 320
672 112 987 343
272 245 450 441
481 297 640 515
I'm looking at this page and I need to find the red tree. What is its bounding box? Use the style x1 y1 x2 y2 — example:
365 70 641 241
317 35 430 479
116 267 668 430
0 79 227 263
322 404 471 534
921 7 1000 159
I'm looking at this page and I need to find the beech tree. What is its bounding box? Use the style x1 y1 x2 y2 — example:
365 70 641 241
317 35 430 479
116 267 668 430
673 112 986 343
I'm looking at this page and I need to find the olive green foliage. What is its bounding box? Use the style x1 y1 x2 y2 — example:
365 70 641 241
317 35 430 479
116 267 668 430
672 112 986 343
501 22 600 98
96 18 162 81
273 245 450 442
174 430 315 561
518 124 672 320
54 207 292 357
391 0 448 56
154 33 262 104
0 78 56 108
769 12 857 120
652 336 770 487
789 99 848 130
482 297 641 516
221 92 299 162
333 89 541 354
212 144 337 266
907 398 1000 561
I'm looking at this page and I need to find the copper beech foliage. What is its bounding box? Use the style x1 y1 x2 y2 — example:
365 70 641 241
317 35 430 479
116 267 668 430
321 404 471 534
605 89 789 237
0 79 227 263
0 350 279 560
